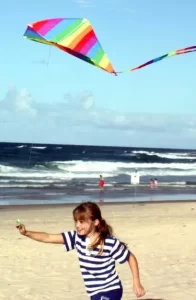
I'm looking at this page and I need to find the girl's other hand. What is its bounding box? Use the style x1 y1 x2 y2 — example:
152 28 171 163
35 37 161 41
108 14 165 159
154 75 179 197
133 280 146 298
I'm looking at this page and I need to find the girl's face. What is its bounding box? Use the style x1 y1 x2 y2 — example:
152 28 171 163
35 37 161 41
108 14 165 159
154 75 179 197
74 217 99 236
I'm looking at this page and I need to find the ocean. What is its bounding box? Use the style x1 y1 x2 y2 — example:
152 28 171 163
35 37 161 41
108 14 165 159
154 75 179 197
0 142 196 205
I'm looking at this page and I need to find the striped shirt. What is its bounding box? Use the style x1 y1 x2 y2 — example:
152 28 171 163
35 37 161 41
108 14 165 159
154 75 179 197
61 230 131 297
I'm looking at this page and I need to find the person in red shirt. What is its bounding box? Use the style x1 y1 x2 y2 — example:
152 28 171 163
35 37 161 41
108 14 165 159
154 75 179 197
99 175 104 191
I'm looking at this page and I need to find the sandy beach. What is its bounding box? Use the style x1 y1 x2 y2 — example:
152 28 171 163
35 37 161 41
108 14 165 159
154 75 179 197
0 201 196 300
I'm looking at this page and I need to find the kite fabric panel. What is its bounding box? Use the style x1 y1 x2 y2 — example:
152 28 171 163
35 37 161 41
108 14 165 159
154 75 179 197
24 18 196 76
24 18 116 75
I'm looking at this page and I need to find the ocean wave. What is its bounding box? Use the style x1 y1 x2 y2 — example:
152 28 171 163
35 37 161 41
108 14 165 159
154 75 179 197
132 150 196 160
1 159 196 180
31 146 47 149
0 184 50 188
1 143 196 187
50 161 196 176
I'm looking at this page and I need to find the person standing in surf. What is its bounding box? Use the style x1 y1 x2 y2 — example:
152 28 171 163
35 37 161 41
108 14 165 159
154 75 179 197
99 175 105 191
16 201 146 299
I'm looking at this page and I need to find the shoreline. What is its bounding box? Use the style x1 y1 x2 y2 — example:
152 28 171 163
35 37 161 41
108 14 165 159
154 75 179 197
0 183 196 206
1 198 196 210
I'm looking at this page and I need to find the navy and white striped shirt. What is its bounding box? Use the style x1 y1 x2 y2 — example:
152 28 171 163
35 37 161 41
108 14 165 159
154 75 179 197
61 230 131 296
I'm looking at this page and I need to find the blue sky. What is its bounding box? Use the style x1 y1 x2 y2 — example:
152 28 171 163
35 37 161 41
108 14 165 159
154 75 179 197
0 0 196 148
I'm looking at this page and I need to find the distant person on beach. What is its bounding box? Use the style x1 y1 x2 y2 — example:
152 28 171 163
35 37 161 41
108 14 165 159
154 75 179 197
16 201 146 299
154 178 158 188
149 178 158 189
131 169 140 185
149 178 154 189
99 175 104 191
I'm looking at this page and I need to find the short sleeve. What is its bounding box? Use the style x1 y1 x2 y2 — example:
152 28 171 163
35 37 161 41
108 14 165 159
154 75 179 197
61 230 76 251
110 238 131 264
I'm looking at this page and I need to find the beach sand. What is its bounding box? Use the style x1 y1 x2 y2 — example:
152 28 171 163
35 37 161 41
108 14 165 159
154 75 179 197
0 201 196 300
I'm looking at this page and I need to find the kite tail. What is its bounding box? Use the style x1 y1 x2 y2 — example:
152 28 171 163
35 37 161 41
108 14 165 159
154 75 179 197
116 46 196 74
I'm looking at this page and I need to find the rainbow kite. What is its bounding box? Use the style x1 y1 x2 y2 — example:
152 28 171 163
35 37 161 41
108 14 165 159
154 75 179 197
24 18 196 75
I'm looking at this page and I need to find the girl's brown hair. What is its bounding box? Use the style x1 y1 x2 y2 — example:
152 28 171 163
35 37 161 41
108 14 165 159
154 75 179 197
73 201 126 255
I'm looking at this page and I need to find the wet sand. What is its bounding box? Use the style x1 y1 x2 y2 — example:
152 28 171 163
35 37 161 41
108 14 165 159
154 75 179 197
1 201 196 299
0 183 196 205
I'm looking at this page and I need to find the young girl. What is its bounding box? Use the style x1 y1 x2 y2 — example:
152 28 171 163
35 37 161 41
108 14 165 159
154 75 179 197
16 202 145 299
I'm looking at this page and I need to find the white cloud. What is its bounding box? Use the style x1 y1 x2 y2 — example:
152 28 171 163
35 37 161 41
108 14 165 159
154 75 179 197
0 86 37 116
73 0 95 8
63 91 95 110
0 85 196 148
104 0 135 14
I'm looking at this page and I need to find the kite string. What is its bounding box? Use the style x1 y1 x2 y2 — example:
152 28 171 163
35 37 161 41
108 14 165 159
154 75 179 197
28 46 52 167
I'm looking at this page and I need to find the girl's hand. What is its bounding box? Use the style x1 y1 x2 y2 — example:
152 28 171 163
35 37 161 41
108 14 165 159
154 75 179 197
133 280 146 298
16 223 27 236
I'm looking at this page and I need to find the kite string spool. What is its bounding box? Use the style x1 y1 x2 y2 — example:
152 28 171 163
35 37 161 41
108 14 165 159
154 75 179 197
28 46 52 167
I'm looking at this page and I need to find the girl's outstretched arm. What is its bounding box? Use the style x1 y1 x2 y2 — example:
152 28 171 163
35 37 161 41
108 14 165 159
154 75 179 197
16 224 64 244
128 253 146 298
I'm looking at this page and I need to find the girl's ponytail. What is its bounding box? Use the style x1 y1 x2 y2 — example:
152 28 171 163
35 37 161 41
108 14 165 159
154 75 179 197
90 218 113 255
